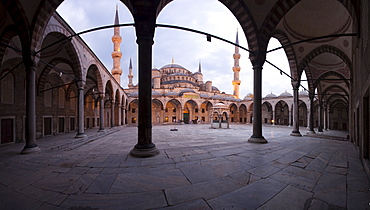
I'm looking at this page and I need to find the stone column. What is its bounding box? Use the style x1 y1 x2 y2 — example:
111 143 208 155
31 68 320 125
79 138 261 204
272 110 275 126
327 106 330 130
288 108 292 127
75 80 86 138
291 82 302 136
122 106 126 125
248 63 267 143
111 99 115 127
21 60 40 154
98 94 105 132
308 93 315 134
234 108 243 123
318 101 323 133
130 20 159 157
118 103 122 126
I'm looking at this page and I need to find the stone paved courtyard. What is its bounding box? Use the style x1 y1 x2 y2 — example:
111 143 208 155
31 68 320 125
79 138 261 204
0 124 369 209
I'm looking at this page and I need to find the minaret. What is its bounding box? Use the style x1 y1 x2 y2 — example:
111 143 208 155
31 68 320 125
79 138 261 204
232 30 241 98
128 57 134 87
111 5 122 85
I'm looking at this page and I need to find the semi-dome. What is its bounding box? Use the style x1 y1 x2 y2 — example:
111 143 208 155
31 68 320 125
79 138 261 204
160 63 186 70
152 67 159 71
180 88 196 94
129 91 138 98
164 91 178 97
212 86 219 91
199 93 210 98
193 71 203 75
264 92 278 98
211 95 224 100
279 91 293 97
152 91 162 96
224 96 236 101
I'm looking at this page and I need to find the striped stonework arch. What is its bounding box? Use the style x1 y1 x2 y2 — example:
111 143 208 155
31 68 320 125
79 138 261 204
313 70 350 89
219 0 260 60
331 98 348 109
1 0 31 48
303 67 315 96
322 84 349 97
35 22 72 55
327 93 349 105
298 45 352 78
259 0 302 53
272 30 299 80
37 57 74 93
40 32 82 80
86 64 104 95
0 25 19 62
30 0 64 53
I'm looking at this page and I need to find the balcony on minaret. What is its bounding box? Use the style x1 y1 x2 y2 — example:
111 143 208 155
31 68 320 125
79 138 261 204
232 80 241 86
112 67 122 76
112 51 122 58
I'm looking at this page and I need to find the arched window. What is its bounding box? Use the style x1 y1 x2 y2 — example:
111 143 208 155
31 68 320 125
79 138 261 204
1 72 14 104
58 87 65 108
44 83 52 107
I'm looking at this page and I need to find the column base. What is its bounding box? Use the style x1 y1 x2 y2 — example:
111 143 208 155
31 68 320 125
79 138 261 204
21 145 40 154
75 133 87 138
307 130 316 135
248 136 268 144
290 131 302 136
130 146 159 158
98 128 105 132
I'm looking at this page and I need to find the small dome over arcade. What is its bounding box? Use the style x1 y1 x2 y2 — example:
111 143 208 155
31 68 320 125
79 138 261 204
279 91 293 98
264 92 278 99
152 91 162 97
180 88 196 94
211 95 224 100
164 91 179 97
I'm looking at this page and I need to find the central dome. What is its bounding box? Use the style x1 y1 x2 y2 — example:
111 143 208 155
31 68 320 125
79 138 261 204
160 63 186 70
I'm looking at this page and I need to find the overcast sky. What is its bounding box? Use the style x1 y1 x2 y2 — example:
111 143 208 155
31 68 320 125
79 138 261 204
57 0 307 98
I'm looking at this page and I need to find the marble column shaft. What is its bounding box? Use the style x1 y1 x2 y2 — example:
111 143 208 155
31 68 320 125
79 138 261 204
291 85 302 136
248 64 267 143
308 94 315 133
111 100 115 127
130 21 159 157
22 61 39 153
75 82 86 138
99 96 105 131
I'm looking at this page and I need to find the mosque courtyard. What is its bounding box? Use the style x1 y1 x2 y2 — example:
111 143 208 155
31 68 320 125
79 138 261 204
0 124 369 209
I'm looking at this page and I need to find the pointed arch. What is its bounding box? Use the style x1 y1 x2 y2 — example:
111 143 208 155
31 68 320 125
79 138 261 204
298 45 352 78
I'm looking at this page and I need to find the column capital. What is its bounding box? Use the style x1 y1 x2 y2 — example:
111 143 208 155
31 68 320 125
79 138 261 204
135 20 155 44
76 80 86 89
249 52 266 68
291 80 300 89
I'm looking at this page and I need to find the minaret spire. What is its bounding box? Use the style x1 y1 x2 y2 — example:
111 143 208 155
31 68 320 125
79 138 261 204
232 29 241 98
128 57 134 87
111 5 122 85
198 60 202 73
